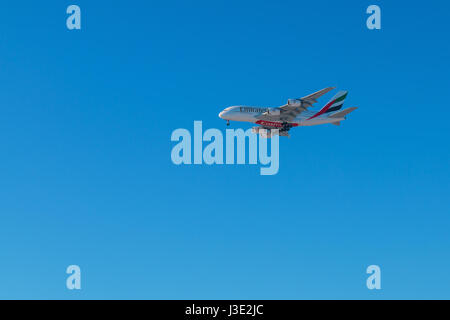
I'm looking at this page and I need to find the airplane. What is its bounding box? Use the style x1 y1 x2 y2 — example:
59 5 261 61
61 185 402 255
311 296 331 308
218 87 357 138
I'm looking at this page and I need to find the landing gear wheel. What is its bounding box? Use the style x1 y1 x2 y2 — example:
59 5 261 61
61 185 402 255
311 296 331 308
281 122 291 132
226 120 230 126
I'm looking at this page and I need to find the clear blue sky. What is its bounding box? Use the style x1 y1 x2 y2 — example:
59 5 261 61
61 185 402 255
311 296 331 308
1 1 449 299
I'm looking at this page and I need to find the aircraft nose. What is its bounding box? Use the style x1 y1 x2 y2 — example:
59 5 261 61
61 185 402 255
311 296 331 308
219 111 225 119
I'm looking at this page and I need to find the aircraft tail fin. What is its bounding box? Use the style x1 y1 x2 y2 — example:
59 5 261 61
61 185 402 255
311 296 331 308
307 90 348 120
323 90 348 113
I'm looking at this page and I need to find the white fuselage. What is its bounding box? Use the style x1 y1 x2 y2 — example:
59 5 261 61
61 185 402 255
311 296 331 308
218 106 343 127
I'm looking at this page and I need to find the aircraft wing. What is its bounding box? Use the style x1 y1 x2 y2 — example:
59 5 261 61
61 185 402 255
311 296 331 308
275 87 335 122
294 87 336 105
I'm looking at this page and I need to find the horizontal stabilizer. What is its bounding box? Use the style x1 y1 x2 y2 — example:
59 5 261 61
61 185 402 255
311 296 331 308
329 107 358 118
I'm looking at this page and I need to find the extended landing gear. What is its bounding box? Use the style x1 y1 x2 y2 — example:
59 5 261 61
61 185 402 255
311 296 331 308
279 122 292 138
226 120 230 126
281 122 291 132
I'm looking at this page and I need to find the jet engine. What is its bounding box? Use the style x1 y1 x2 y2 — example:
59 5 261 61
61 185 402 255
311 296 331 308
259 130 272 138
287 99 301 107
263 108 281 116
252 126 268 136
252 127 289 138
